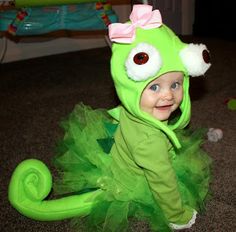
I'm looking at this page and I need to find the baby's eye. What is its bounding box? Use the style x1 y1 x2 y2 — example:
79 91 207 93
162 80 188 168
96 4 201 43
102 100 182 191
150 84 160 92
171 82 181 90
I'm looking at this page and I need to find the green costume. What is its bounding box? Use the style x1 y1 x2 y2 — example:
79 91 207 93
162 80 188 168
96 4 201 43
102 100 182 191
111 108 195 225
8 5 212 232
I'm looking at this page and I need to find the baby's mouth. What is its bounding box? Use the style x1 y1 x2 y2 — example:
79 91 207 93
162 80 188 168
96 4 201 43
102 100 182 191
155 104 173 110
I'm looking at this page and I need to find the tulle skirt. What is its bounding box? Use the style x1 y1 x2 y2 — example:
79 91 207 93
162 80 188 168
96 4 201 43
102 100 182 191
53 103 212 232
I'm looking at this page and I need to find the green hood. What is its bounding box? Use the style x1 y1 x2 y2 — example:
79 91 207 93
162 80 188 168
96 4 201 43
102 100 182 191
109 24 191 149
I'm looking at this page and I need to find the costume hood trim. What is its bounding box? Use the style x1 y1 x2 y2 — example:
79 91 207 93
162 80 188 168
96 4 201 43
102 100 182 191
108 5 211 149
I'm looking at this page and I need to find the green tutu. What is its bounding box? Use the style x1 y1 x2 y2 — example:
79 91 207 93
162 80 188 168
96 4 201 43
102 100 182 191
53 103 212 232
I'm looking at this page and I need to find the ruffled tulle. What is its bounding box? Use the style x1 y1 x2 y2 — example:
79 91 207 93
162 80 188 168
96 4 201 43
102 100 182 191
172 128 212 212
53 103 212 232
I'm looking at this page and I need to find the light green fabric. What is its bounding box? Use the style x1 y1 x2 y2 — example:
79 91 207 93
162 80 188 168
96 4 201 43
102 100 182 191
7 104 211 230
111 107 194 225
109 25 191 148
8 159 103 221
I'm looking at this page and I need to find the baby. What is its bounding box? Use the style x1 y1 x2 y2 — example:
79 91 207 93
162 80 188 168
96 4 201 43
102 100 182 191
8 5 212 232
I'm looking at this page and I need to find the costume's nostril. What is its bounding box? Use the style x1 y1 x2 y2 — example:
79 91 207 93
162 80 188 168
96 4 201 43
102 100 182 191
133 52 149 65
202 50 210 64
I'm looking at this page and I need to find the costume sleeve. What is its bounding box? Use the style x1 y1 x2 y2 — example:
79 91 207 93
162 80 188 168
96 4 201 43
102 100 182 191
133 133 195 225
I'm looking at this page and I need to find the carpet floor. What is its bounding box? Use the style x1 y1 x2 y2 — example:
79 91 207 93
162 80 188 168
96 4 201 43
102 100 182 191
1 36 236 231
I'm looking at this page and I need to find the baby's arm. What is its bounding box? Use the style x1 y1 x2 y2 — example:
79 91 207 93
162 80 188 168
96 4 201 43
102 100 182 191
133 133 196 227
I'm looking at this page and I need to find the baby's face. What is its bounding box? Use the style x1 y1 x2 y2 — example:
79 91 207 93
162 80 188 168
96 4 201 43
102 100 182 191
140 72 184 121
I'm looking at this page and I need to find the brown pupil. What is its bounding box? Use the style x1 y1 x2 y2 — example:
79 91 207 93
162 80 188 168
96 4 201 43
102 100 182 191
138 54 145 60
202 49 210 63
133 52 149 65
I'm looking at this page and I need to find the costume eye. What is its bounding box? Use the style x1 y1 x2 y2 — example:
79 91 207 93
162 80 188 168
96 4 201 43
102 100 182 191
202 49 210 64
133 52 149 65
150 84 160 92
179 43 211 77
125 43 162 81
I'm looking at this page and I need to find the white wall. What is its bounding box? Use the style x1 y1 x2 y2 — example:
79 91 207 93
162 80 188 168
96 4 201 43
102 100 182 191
0 36 106 63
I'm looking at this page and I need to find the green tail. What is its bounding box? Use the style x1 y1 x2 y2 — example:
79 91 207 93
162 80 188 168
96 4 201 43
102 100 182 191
8 159 103 221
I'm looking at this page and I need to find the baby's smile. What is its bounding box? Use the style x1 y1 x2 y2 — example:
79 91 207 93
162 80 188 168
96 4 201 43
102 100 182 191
155 104 174 110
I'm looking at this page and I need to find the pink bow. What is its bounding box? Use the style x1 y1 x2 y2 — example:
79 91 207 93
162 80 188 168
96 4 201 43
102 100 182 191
108 5 162 43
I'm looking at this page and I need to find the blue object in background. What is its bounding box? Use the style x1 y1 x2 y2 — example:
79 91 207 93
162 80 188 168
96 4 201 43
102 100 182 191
0 2 118 35
0 9 18 32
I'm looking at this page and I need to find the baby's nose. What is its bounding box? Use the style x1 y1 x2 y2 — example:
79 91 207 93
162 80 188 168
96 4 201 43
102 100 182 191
162 89 173 100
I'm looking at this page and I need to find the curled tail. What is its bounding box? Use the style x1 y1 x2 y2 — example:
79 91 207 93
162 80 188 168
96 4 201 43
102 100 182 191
8 159 103 221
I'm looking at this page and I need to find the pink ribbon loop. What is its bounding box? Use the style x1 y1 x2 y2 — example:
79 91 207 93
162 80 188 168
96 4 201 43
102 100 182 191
108 5 162 43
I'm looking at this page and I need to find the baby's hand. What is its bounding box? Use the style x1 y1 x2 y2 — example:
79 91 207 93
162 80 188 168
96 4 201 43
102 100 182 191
169 210 197 230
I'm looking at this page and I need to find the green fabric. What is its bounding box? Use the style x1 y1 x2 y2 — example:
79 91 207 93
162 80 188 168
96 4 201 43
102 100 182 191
53 104 172 231
110 25 191 148
227 99 236 110
15 0 99 7
111 107 194 224
8 158 104 221
8 104 211 230
51 104 211 231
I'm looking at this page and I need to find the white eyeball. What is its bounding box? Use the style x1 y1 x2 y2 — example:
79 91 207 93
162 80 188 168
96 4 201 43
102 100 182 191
179 43 211 77
125 43 162 81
